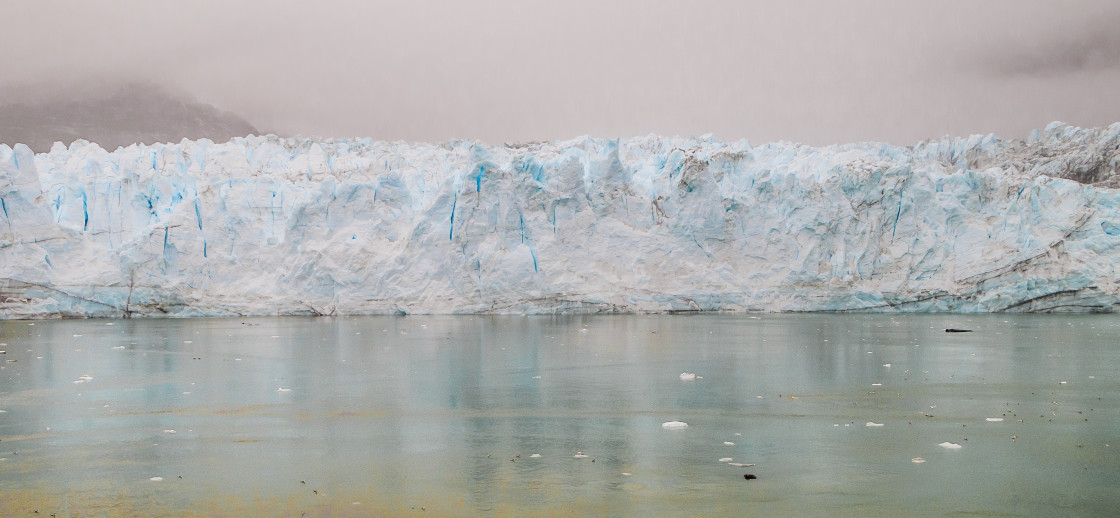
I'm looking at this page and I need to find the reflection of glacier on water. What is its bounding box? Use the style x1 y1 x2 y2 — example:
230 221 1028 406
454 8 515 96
0 313 1117 515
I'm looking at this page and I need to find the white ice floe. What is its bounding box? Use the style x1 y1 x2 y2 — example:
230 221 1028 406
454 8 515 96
939 442 963 449
276 387 292 392
679 372 697 381
728 462 754 467
149 477 163 482
866 422 885 427
986 417 1004 422
573 452 589 458
719 457 733 462
912 457 926 463
724 441 735 446
529 453 541 458
661 421 688 429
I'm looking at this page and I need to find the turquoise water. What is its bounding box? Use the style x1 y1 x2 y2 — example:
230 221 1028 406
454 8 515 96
1 314 1118 516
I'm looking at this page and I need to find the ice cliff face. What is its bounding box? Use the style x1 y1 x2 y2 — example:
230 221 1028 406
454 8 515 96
2 122 1120 317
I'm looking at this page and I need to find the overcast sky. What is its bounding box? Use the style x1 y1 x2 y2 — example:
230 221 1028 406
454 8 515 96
3 0 1119 146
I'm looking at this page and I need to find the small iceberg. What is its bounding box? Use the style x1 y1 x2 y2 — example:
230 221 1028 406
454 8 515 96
276 387 292 392
866 422 884 427
912 457 926 464
529 453 541 458
724 441 735 446
986 417 1004 422
661 421 688 429
939 442 962 449
149 476 163 482
679 372 697 381
573 452 589 458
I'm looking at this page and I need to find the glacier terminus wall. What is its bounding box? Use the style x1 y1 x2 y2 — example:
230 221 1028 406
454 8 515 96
2 122 1120 318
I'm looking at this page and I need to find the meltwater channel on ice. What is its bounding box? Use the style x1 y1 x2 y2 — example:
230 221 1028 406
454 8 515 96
2 122 1119 318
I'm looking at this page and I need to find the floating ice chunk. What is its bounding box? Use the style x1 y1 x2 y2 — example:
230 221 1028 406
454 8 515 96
150 477 163 482
728 462 754 467
986 417 1004 422
719 457 733 462
939 442 962 449
912 457 926 464
621 472 632 476
276 387 292 392
679 372 697 381
529 453 541 458
871 383 882 386
882 363 891 367
112 346 126 350
661 421 688 429
573 452 589 458
162 429 176 434
724 441 735 446
866 422 884 427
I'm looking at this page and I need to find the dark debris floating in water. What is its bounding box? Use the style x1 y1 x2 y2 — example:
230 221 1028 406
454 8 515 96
945 328 973 333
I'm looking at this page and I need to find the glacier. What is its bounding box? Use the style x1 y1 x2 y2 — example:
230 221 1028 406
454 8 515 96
2 121 1120 318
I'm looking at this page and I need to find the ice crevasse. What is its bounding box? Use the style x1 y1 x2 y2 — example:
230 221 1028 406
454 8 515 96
2 122 1120 318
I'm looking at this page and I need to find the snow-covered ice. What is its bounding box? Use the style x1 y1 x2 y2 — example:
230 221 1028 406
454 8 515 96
3 122 1120 318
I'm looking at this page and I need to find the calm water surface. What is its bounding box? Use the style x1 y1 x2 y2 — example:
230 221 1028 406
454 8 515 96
1 314 1118 516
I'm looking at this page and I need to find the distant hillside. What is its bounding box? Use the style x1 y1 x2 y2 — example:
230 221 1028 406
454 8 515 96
0 83 258 152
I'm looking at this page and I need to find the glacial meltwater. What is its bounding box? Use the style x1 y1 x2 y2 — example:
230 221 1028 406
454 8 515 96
1 314 1117 516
